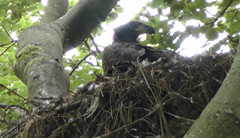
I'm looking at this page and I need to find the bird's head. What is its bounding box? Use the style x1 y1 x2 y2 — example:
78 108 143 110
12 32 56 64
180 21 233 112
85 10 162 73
113 21 155 43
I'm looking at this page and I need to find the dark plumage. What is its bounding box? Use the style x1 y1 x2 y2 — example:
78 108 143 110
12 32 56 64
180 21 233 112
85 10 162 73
102 21 178 75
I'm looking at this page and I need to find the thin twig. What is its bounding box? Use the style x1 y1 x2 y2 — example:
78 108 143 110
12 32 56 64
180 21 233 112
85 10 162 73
0 41 17 56
207 0 234 26
84 40 100 66
4 104 29 119
89 35 101 53
164 111 195 122
137 59 159 104
1 16 13 41
69 52 95 76
0 83 27 101
0 16 15 47
84 40 91 51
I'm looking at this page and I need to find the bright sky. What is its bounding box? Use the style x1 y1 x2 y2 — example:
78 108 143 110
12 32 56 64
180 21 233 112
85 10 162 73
62 0 230 58
94 0 152 46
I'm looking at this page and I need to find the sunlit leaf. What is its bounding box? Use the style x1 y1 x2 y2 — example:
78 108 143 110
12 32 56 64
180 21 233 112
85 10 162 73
0 32 12 44
205 28 218 41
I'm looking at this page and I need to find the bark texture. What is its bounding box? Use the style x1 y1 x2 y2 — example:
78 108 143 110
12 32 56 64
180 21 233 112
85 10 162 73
59 0 119 51
14 0 118 103
41 0 69 23
185 46 240 138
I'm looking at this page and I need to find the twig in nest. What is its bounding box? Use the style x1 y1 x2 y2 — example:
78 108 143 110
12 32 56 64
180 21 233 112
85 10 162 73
96 104 162 138
168 91 193 103
137 59 159 104
164 111 195 122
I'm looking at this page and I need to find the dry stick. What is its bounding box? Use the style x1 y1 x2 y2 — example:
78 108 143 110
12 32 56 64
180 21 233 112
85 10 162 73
137 60 159 105
96 104 162 138
1 119 26 138
137 61 170 135
164 111 195 122
69 52 94 76
3 104 29 116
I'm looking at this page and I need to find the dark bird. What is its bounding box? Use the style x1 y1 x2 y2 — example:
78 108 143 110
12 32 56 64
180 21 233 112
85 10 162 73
102 21 179 75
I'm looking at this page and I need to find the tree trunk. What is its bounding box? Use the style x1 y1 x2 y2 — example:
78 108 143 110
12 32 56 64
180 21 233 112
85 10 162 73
185 45 240 137
14 0 118 105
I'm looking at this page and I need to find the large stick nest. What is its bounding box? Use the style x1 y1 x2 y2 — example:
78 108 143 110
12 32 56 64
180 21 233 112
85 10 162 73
2 52 234 138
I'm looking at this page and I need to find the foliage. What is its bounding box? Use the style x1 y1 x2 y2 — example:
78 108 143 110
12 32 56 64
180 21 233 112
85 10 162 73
0 0 43 131
137 0 239 50
0 0 239 132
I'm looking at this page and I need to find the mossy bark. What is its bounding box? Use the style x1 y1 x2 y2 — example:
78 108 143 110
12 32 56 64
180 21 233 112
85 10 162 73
14 0 118 104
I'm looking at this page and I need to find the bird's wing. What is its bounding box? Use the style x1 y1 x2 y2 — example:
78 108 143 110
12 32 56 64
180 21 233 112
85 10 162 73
102 42 144 74
102 42 181 75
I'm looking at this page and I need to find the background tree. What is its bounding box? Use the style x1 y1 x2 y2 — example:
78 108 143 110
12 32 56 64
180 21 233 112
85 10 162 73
0 0 240 137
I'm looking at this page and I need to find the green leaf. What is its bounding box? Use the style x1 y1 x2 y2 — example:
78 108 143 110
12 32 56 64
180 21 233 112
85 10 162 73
80 73 94 82
195 0 206 8
205 28 218 41
151 0 163 8
0 32 12 44
108 12 118 21
10 11 22 22
12 81 23 89
230 20 240 35
171 2 184 13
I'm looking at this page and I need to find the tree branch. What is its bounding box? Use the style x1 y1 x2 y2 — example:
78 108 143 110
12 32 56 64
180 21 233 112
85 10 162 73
58 0 119 52
41 0 69 23
14 0 118 104
185 42 240 137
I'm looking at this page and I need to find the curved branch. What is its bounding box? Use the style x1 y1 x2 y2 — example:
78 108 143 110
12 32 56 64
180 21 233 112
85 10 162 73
15 0 118 103
41 0 69 23
58 0 119 52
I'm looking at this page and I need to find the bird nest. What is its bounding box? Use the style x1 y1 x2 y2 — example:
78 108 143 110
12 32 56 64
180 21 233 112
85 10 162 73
2 52 234 138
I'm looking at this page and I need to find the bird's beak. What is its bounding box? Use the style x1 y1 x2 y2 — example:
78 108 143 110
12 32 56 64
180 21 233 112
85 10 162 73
135 24 155 35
